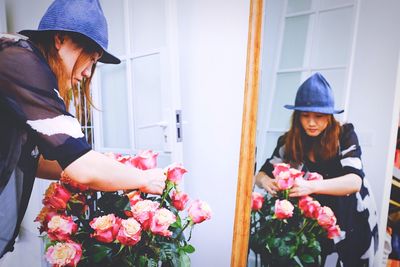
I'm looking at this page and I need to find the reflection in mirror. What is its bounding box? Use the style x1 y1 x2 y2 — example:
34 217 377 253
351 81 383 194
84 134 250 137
247 0 400 266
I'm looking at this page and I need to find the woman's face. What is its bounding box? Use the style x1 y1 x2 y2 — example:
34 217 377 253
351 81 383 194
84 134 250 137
299 112 330 137
55 35 100 87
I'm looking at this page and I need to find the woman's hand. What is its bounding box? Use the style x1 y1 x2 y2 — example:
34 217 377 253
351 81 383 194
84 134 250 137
255 172 278 196
289 178 316 197
141 168 167 195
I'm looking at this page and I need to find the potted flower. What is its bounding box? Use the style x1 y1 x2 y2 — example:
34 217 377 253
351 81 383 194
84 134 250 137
249 163 341 267
36 150 211 267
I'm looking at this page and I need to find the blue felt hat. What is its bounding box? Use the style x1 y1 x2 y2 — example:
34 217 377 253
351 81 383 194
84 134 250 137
19 0 120 64
284 72 344 114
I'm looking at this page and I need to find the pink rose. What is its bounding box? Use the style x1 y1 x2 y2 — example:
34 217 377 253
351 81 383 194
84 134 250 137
117 218 142 246
47 215 78 242
187 200 212 224
129 150 158 170
43 183 71 210
274 199 294 219
272 163 291 178
171 191 189 211
327 224 341 239
35 206 59 233
60 173 90 192
272 164 304 190
150 208 176 237
251 192 264 211
116 155 131 164
90 214 120 243
306 172 323 181
127 190 143 206
276 175 295 190
165 163 187 184
298 196 321 219
131 200 159 230
317 206 337 229
45 241 82 267
289 168 304 179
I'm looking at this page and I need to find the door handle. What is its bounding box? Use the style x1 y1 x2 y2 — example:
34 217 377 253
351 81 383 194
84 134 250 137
137 121 168 129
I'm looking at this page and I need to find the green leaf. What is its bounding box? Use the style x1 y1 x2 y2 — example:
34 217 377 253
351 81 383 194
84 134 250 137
178 251 191 267
293 256 304 267
300 254 315 264
180 244 195 254
137 255 149 267
92 244 113 263
277 245 291 257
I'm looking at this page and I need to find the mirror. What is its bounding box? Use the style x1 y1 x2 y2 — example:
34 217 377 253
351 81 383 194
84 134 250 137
232 0 400 266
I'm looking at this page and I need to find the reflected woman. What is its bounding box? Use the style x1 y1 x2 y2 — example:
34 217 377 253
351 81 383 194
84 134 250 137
255 73 378 266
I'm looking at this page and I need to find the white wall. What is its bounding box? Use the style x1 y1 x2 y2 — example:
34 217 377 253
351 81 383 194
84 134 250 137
0 0 6 32
346 0 400 264
177 0 250 266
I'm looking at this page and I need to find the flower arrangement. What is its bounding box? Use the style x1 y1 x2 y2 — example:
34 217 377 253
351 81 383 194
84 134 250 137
36 150 211 267
249 163 341 267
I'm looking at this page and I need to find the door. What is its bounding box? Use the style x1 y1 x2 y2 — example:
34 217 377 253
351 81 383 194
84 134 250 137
92 0 183 167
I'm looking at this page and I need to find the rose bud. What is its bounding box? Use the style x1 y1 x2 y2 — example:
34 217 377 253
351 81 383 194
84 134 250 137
117 218 142 246
171 191 189 211
251 192 264 211
188 200 212 224
274 199 294 219
150 208 176 237
90 214 121 243
47 215 78 242
45 241 82 267
165 163 187 184
43 182 71 210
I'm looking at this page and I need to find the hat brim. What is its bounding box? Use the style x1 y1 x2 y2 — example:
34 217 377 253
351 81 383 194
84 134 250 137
19 29 121 64
284 105 344 114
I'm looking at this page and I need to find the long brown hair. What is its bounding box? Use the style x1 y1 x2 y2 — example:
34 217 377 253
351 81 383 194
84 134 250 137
283 111 341 166
30 31 101 121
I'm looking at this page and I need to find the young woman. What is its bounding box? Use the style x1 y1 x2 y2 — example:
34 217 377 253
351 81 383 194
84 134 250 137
255 73 378 266
0 0 166 258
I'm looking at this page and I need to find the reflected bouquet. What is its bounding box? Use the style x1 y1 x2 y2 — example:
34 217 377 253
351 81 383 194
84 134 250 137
249 163 341 267
36 150 211 267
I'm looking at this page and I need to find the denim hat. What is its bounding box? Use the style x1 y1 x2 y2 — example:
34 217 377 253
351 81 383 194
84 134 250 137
19 0 120 64
284 72 344 114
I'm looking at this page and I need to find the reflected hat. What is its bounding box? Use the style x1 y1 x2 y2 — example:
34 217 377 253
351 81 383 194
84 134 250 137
19 0 120 64
284 72 344 114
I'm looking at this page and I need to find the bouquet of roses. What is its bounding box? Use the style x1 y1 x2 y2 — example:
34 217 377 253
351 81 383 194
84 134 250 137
36 150 211 267
249 163 341 267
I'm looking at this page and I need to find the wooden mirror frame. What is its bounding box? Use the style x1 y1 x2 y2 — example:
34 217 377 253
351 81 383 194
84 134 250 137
230 0 264 266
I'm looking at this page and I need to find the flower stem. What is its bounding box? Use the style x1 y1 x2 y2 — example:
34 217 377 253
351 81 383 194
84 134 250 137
297 218 309 236
159 181 174 208
283 189 289 200
176 220 192 240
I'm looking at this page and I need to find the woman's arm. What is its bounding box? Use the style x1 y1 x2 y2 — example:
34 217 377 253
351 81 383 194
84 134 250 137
255 171 279 195
44 150 166 194
63 150 166 194
36 155 63 180
289 173 362 197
